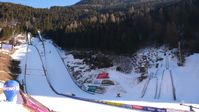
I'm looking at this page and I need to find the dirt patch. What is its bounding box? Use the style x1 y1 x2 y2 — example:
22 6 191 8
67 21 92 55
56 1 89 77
0 52 20 81
0 71 12 81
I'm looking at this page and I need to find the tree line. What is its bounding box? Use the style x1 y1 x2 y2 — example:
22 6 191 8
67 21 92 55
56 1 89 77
0 0 199 53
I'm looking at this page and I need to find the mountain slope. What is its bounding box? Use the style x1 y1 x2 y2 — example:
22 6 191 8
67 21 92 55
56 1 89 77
75 0 174 8
76 0 134 6
1 0 199 54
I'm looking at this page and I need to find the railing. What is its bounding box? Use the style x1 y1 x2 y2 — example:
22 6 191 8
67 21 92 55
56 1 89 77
169 70 176 100
141 75 152 98
157 69 165 99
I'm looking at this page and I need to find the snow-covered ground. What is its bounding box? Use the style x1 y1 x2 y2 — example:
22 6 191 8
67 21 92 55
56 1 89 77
172 54 199 103
2 37 198 112
62 46 199 103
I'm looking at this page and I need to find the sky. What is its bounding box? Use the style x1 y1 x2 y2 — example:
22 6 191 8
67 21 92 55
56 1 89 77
0 0 80 8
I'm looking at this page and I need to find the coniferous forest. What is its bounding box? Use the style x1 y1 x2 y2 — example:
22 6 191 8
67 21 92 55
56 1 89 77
0 0 199 53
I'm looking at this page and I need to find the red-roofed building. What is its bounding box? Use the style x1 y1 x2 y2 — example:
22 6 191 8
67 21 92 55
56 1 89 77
96 72 109 79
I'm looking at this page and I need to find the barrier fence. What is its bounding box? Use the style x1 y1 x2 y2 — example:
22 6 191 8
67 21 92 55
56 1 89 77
20 91 50 112
19 89 191 112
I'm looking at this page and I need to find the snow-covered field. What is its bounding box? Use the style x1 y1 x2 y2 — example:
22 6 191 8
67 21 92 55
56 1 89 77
1 37 199 112
62 46 199 104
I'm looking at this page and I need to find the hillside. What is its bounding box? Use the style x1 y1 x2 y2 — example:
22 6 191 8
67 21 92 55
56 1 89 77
75 0 176 7
0 0 199 111
75 0 134 7
9 37 199 111
0 0 199 54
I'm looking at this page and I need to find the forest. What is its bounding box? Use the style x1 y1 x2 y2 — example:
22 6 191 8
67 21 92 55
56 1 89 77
0 0 199 53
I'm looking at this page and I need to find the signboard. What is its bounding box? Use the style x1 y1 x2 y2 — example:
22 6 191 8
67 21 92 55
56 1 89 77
2 44 13 51
105 101 124 106
87 86 97 92
132 105 144 110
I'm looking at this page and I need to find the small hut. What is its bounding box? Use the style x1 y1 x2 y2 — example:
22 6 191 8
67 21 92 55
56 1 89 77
96 72 109 79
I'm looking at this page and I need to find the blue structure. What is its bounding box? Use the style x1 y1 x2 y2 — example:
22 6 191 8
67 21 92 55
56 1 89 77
3 80 19 102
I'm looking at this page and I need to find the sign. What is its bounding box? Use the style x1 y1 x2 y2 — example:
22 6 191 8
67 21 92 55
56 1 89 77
105 101 124 106
144 106 167 112
2 44 13 51
87 86 97 92
132 105 144 110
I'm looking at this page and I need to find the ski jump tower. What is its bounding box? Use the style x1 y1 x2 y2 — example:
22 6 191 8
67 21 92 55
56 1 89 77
38 30 43 41
27 32 32 45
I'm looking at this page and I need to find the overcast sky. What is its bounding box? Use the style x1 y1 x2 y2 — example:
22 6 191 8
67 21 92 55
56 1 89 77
0 0 80 8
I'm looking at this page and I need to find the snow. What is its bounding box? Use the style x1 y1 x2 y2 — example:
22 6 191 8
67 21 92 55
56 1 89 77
142 77 156 99
159 70 173 101
0 102 29 112
2 37 198 112
33 96 141 112
0 81 5 100
25 45 58 96
172 54 199 103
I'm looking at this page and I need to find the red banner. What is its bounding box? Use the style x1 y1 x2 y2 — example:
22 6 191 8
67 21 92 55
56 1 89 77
132 105 144 110
26 99 49 112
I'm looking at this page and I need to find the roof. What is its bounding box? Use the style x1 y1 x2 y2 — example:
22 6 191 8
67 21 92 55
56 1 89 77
96 72 109 79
